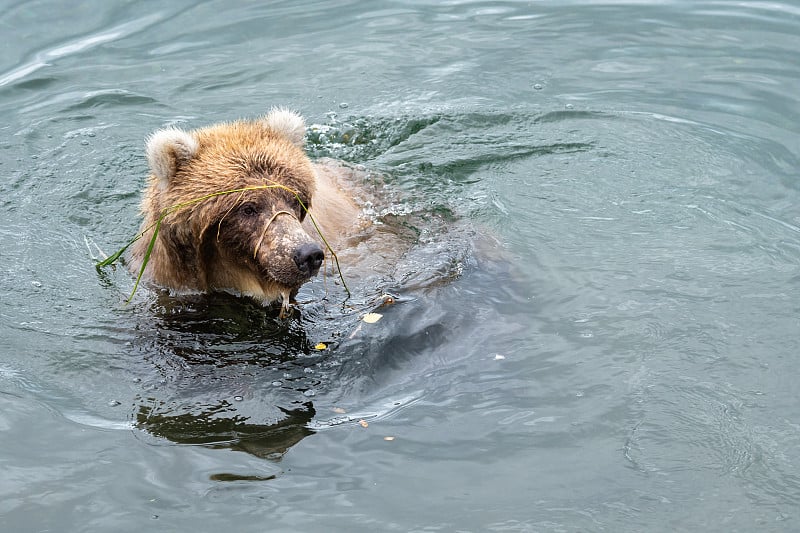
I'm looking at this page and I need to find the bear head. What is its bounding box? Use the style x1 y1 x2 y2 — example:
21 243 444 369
131 108 326 306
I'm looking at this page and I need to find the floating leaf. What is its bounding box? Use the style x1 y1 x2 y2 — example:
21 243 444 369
315 342 327 350
362 312 383 324
358 419 369 428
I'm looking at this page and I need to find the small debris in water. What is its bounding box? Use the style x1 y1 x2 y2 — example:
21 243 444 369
362 312 383 324
303 389 316 397
315 342 327 350
233 395 243 402
108 400 121 407
332 407 346 414
358 419 369 428
348 323 363 339
383 436 395 441
494 354 506 360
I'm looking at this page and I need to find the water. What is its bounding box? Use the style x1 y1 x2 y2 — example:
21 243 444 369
1 1 799 531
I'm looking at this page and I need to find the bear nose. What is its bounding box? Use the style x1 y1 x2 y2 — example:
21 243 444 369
293 242 324 276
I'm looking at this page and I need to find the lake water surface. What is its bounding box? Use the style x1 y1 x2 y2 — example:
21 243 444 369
1 1 799 531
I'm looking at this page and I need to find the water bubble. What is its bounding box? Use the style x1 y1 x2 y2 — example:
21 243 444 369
303 389 316 397
565 103 574 109
272 381 282 387
339 102 349 109
533 83 543 90
233 395 243 402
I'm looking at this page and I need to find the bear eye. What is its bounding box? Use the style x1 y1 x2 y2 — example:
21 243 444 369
296 199 309 222
241 204 258 217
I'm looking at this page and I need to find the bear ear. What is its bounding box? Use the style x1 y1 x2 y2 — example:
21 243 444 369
145 128 199 188
262 107 306 147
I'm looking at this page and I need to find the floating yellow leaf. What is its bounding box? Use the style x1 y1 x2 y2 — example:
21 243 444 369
358 419 369 428
362 312 383 324
315 342 327 350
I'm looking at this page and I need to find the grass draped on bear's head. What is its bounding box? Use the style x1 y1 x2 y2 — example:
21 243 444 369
96 181 349 307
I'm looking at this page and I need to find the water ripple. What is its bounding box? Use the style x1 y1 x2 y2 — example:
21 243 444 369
0 13 164 88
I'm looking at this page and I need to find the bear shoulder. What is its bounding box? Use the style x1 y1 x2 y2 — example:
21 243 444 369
305 159 367 244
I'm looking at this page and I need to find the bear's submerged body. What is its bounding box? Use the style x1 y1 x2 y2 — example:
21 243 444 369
131 109 367 310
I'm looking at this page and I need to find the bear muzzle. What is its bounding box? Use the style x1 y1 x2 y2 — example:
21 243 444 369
253 215 326 289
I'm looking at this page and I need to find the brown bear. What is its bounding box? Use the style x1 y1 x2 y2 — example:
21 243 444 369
129 108 364 310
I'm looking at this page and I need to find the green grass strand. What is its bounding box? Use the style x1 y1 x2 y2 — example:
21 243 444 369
97 183 350 302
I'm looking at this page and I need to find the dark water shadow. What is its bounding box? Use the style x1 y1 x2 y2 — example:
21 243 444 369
131 291 331 461
137 397 316 461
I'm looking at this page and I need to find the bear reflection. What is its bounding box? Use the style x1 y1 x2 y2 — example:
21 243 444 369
132 281 460 461
133 292 334 460
136 399 316 461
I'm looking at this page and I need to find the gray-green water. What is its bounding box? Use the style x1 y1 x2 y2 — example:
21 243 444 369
2 1 799 531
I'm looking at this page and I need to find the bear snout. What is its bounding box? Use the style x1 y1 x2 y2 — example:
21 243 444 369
292 242 325 276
